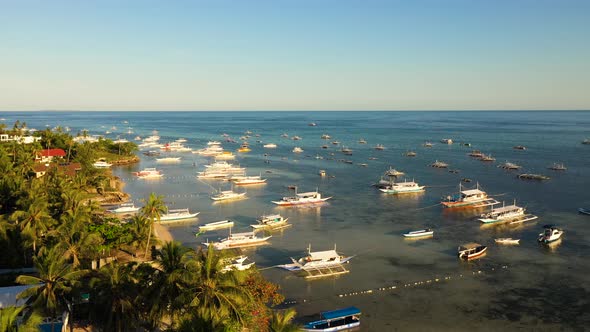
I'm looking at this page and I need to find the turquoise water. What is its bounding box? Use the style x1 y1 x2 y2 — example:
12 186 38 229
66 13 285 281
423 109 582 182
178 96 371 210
5 111 590 330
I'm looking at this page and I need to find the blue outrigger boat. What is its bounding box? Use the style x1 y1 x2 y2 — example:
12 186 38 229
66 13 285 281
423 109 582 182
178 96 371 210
303 306 361 331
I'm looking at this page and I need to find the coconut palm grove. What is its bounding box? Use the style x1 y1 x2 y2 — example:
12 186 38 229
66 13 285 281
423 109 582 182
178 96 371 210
0 122 299 332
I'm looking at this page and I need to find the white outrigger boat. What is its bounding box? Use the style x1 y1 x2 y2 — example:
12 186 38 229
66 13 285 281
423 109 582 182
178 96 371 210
250 214 290 230
108 202 140 214
441 183 499 209
458 243 487 260
379 179 425 194
277 244 353 279
303 307 361 332
538 225 564 243
203 231 271 250
233 175 267 185
198 220 234 232
271 189 332 206
211 189 247 201
156 157 181 163
159 208 200 223
495 238 520 245
403 229 434 238
478 201 538 224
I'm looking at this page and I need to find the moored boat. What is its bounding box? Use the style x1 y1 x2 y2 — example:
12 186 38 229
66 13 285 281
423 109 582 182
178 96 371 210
108 203 140 214
156 157 181 163
233 175 267 185
430 160 449 168
204 231 271 250
198 220 234 232
548 163 567 171
379 179 425 194
478 201 528 224
458 243 487 260
538 225 564 243
441 183 499 209
211 190 247 201
93 160 112 168
263 143 277 148
498 161 521 170
441 138 453 144
250 214 289 230
221 256 255 272
159 208 200 223
578 208 590 215
303 307 361 332
495 238 520 245
293 147 304 153
272 190 332 206
403 229 434 238
278 244 352 272
374 144 385 150
133 168 163 179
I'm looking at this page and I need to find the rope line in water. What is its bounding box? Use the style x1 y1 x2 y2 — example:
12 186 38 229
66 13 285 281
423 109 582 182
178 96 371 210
279 265 509 306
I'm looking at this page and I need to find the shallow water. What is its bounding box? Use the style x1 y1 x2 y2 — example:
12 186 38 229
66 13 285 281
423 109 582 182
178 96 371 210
7 111 590 330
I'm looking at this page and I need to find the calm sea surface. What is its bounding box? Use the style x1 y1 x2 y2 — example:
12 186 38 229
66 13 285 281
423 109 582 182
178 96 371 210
5 111 590 330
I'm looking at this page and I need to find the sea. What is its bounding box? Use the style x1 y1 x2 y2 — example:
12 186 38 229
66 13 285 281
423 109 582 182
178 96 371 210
4 111 590 331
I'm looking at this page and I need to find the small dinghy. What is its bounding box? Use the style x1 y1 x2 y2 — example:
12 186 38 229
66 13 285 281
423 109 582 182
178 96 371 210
494 238 520 245
403 229 434 238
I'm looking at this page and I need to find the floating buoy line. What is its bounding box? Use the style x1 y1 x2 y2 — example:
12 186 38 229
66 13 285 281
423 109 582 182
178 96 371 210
279 265 509 306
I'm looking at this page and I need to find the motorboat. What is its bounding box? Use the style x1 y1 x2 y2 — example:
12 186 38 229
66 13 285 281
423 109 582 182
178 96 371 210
518 173 550 181
494 238 520 245
271 189 332 206
133 168 163 179
321 134 331 139
468 150 484 158
211 190 247 201
513 145 527 150
204 231 271 250
319 170 327 177
159 208 200 223
358 138 367 144
480 154 496 162
405 151 417 157
403 229 434 238
498 162 521 170
250 214 289 230
292 136 302 140
430 160 449 168
221 256 255 272
263 143 277 148
293 147 304 153
538 225 564 243
441 183 499 209
198 220 234 232
303 307 361 332
423 141 433 147
93 160 112 168
374 144 385 150
384 167 404 177
548 163 567 171
441 138 453 144
379 179 425 194
458 243 487 260
108 203 140 214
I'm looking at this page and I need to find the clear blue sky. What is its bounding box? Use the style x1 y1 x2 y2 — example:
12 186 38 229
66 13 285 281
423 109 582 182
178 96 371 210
1 0 589 110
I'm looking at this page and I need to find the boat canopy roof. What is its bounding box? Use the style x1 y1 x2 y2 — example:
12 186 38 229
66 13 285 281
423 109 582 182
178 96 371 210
491 204 521 213
462 189 484 196
296 191 319 197
460 242 482 249
321 306 361 320
309 250 339 260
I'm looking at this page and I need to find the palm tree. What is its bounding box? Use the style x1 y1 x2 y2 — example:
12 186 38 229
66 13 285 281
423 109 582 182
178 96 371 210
147 241 197 323
140 193 166 259
89 262 142 332
0 305 42 332
53 211 102 268
188 246 252 327
16 247 87 318
269 308 301 332
10 197 54 253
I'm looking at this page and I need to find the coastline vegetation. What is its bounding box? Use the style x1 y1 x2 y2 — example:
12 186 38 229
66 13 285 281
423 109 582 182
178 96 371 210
0 122 299 331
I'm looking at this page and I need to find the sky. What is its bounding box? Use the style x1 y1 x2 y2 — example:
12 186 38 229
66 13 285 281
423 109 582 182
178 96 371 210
1 0 589 111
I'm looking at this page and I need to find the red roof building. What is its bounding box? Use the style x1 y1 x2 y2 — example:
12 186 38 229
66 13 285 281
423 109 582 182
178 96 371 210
36 149 66 162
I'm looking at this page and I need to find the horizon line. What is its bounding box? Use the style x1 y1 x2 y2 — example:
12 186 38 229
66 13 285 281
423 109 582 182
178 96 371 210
2 109 590 112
